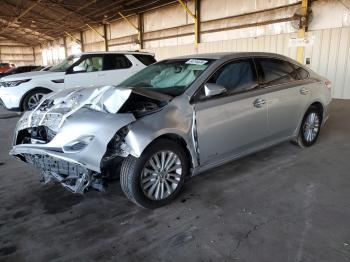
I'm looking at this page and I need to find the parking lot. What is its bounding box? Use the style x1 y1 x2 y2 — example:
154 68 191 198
0 99 349 262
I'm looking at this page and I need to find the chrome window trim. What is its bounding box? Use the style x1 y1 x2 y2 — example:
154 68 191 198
193 56 318 104
252 56 311 88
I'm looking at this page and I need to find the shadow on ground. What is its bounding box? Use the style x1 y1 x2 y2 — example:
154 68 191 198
0 100 349 262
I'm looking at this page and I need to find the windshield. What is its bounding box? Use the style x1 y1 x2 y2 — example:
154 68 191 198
119 58 213 96
49 55 81 72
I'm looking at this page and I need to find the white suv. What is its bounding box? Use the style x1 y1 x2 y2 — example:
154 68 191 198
0 51 156 111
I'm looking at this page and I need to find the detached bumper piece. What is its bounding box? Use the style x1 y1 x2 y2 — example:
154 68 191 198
21 153 104 193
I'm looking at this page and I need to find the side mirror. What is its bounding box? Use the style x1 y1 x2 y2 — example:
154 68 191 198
204 83 227 97
72 65 86 73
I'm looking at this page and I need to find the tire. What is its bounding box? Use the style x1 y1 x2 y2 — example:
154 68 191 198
294 106 322 147
120 138 189 209
22 88 51 111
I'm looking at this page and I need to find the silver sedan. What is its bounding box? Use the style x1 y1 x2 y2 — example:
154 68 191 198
10 52 332 208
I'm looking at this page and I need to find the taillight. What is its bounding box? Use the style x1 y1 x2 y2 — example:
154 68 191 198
325 80 332 90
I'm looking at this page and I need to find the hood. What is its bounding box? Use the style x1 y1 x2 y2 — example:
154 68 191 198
0 71 64 81
39 85 171 113
18 85 171 133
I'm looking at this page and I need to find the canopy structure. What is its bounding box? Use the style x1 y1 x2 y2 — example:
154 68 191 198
0 0 176 46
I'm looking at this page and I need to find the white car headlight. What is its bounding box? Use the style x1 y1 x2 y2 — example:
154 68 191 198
1 79 31 87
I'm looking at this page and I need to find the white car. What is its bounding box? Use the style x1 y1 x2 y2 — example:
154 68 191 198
0 51 156 111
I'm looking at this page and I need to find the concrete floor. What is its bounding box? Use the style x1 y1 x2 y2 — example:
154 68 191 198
0 100 349 262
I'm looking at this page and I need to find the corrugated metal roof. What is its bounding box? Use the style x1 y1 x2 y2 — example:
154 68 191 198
0 0 177 46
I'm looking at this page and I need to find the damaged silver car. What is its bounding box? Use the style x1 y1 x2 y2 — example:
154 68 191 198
10 52 332 208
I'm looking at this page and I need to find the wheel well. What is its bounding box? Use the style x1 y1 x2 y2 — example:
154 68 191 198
310 102 324 121
153 134 193 172
20 87 52 111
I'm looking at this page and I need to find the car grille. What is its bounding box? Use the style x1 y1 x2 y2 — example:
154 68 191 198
23 153 88 178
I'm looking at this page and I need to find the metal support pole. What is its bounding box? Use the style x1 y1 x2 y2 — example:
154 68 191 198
80 31 85 52
103 24 109 51
138 13 144 50
178 0 199 48
32 47 36 65
65 31 81 44
118 12 142 50
63 36 68 58
86 24 105 39
195 0 200 46
297 0 309 64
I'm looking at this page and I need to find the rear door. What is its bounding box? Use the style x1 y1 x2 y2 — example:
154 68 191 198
194 58 269 166
254 57 311 141
133 54 156 66
98 54 135 86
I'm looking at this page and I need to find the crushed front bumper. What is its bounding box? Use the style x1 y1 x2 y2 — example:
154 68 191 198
12 149 104 193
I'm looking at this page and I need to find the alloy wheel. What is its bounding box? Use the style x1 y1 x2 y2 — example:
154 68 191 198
303 112 320 142
27 93 44 110
141 150 182 200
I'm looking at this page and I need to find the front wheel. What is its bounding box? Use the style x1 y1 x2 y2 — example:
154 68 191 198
120 138 188 208
22 89 50 111
294 106 322 147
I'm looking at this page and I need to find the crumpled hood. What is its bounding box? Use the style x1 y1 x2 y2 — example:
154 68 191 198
17 85 171 133
39 85 132 114
38 85 172 114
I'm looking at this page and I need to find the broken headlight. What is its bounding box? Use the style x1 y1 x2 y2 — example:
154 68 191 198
63 135 95 153
104 126 130 158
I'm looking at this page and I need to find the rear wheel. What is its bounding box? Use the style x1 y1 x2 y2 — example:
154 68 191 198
294 106 322 147
120 138 188 208
22 89 50 111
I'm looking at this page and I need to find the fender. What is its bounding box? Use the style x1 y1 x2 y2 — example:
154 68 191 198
124 102 200 169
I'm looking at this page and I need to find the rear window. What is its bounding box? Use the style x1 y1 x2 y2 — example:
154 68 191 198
133 54 156 66
293 65 309 80
257 58 299 86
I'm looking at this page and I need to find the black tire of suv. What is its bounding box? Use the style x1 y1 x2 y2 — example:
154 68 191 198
22 88 51 111
120 138 189 209
294 106 322 148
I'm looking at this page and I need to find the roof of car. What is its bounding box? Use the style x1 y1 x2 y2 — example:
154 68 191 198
173 52 294 61
80 51 154 56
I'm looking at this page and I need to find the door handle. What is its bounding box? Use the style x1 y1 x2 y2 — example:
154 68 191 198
253 98 266 108
97 73 106 77
300 88 310 95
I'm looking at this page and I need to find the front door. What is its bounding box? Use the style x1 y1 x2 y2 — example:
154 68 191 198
194 59 269 166
65 55 103 89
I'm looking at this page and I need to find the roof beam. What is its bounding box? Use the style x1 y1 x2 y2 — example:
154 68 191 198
0 33 32 46
38 0 98 35
0 0 42 34
0 18 54 41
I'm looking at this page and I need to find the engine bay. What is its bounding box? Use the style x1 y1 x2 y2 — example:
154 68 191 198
118 92 167 118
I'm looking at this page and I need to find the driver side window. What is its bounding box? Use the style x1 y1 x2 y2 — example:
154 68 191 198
207 59 258 95
76 56 103 72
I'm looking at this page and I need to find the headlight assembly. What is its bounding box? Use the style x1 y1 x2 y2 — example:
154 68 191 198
63 135 95 153
1 79 31 87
